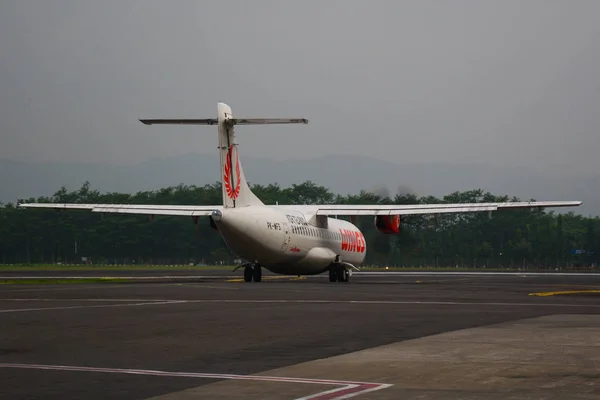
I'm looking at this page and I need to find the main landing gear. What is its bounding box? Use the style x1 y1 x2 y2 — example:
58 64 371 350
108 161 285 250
328 264 350 283
233 262 262 282
243 263 262 283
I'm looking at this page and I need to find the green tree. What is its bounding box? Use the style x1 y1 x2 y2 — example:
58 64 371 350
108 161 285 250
1 181 596 268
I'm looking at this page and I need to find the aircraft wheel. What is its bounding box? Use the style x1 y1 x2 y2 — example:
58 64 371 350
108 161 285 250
243 266 253 282
336 266 348 283
328 268 337 282
252 265 262 282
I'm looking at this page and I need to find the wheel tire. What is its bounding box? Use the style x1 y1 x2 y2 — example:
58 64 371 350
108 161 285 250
329 268 337 282
253 265 262 282
243 266 253 282
336 266 346 282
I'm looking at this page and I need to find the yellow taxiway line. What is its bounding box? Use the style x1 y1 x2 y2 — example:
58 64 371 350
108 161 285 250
529 290 600 297
226 276 306 283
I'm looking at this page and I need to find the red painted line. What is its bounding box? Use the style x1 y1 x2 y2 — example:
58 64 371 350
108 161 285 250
0 363 392 399
297 383 391 400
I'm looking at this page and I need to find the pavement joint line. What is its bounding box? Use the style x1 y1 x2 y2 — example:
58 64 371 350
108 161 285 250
0 363 392 400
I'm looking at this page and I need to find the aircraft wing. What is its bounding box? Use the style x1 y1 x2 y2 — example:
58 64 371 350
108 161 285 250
18 203 222 217
19 200 583 217
281 201 582 216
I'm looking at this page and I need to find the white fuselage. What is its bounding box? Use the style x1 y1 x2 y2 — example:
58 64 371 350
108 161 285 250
213 206 366 275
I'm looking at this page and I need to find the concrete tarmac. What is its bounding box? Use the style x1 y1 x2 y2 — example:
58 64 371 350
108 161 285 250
1 271 599 399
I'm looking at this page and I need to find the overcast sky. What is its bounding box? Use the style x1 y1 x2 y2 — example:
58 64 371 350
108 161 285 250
1 0 599 177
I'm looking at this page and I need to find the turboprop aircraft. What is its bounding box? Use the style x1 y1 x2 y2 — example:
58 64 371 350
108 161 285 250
19 102 582 283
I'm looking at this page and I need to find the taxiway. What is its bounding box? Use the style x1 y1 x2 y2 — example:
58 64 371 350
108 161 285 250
1 270 599 399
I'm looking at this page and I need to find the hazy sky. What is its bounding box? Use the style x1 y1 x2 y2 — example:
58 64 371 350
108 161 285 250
2 0 599 176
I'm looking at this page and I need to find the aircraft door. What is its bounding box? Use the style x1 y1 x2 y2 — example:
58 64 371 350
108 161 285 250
281 221 291 252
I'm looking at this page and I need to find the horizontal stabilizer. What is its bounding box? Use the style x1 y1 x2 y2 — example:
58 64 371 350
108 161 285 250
139 119 218 125
232 118 308 125
139 118 308 126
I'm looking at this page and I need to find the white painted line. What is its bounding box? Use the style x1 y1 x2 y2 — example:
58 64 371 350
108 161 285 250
0 275 238 279
0 363 392 400
2 271 599 280
1 298 173 302
0 283 188 293
182 299 600 308
353 271 600 277
2 298 598 312
0 300 186 313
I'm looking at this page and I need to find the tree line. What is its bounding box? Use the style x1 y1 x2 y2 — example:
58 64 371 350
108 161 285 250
1 181 598 268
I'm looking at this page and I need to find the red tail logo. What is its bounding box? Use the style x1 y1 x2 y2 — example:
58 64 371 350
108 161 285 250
223 145 241 200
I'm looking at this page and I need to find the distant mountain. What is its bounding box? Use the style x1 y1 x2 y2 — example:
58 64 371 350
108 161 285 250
1 154 598 215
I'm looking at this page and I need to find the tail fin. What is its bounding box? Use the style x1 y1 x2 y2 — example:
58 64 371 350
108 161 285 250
217 102 263 208
139 102 308 208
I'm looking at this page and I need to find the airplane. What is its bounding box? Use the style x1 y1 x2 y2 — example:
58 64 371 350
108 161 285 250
19 102 582 283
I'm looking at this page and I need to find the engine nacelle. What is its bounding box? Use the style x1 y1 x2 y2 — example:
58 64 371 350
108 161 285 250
374 215 400 234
